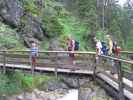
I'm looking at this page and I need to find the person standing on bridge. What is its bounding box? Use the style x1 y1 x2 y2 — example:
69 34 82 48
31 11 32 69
67 35 76 65
106 35 113 56
30 41 38 74
112 41 121 58
94 37 103 64
106 35 116 74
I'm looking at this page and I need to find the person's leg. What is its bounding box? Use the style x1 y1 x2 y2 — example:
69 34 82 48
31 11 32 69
31 57 36 75
111 60 115 74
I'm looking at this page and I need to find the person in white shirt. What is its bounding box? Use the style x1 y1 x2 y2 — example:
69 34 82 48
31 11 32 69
94 37 103 64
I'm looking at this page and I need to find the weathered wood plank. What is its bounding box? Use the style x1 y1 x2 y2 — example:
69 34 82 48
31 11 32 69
97 72 133 100
0 63 94 75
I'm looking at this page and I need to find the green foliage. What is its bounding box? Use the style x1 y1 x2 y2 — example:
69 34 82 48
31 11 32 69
42 0 71 37
33 75 56 90
23 0 40 16
86 7 99 32
125 33 133 50
40 38 50 50
109 19 124 47
95 31 106 41
0 22 19 48
0 72 22 95
43 16 64 37
58 16 88 50
76 0 96 18
0 70 58 95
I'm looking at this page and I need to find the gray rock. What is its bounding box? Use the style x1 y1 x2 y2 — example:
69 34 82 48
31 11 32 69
16 95 23 100
0 0 23 26
79 88 93 100
79 78 91 86
96 87 107 98
47 80 69 91
0 0 46 47
62 77 79 88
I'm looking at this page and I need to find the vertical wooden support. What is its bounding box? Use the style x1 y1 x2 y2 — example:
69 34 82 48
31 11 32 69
77 77 80 100
55 53 58 79
117 61 125 100
93 55 98 82
3 51 6 74
30 54 34 76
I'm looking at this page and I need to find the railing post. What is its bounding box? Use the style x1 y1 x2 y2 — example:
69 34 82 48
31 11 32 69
3 51 6 74
117 61 125 100
55 53 58 79
77 77 80 100
93 55 98 82
30 54 34 75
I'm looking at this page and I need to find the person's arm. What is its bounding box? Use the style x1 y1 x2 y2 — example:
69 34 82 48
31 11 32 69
36 47 39 56
72 40 75 51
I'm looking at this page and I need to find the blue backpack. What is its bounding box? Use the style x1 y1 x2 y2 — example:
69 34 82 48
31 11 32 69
74 40 79 50
101 42 108 55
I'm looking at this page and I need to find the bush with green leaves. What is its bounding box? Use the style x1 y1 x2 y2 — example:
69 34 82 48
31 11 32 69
23 0 40 16
43 16 64 37
0 22 19 49
0 70 58 95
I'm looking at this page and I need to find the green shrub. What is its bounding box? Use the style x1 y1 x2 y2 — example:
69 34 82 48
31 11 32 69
43 16 64 37
23 0 39 16
0 70 58 95
0 22 19 48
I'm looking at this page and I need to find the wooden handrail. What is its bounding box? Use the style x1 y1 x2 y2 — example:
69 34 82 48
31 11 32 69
100 55 133 65
0 50 132 64
0 50 96 54
121 51 133 54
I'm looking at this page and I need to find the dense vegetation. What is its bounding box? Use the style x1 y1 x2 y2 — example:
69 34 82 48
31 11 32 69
39 0 133 50
0 70 56 95
0 0 133 50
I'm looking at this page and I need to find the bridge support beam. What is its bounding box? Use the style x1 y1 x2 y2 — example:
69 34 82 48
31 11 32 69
3 51 6 74
118 61 125 100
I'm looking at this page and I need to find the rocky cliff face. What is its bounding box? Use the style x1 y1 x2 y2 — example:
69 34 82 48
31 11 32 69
0 0 23 26
0 0 46 47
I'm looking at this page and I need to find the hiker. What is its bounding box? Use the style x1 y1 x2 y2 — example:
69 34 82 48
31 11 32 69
106 35 117 74
67 35 76 65
115 46 121 57
30 41 38 74
112 41 121 58
94 37 103 64
94 37 103 56
106 35 113 56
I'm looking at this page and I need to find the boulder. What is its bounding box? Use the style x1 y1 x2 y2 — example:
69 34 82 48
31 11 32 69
62 77 79 88
20 14 45 40
0 0 23 26
16 95 23 100
79 88 94 100
47 80 69 91
0 0 46 47
19 13 46 47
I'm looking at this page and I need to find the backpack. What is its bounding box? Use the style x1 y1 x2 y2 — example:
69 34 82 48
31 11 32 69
101 41 107 55
74 40 79 50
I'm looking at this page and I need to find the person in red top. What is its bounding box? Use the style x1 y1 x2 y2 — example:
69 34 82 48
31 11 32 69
111 41 121 75
115 46 121 57
113 41 121 58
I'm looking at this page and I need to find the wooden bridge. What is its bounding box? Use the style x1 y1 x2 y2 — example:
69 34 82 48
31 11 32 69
0 50 133 100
